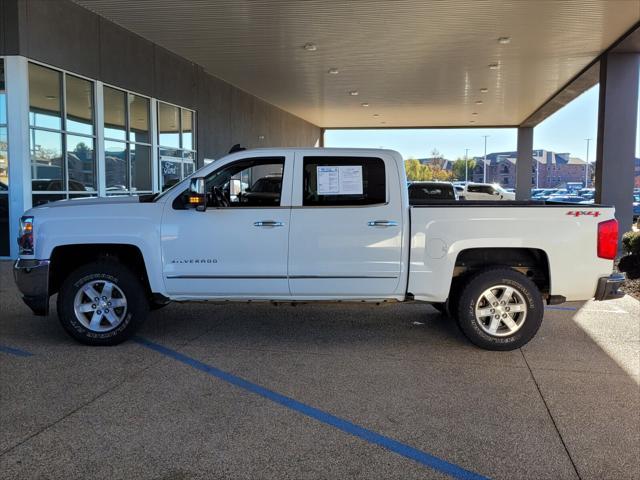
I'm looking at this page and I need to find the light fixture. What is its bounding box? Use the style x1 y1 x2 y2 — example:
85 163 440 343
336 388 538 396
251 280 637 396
475 100 483 105
349 90 359 96
361 102 369 107
45 95 57 100
488 63 500 70
258 135 265 140
480 88 489 93
497 36 511 45
303 42 317 51
327 68 339 75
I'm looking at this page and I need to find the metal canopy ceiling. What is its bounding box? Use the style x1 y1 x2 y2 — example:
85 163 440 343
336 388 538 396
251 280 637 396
73 0 639 128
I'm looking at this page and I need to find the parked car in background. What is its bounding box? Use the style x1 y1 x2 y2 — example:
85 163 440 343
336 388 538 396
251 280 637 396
463 183 516 201
408 181 458 203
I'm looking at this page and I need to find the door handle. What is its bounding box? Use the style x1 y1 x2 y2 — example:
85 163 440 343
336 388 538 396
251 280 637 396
254 220 285 227
367 220 399 227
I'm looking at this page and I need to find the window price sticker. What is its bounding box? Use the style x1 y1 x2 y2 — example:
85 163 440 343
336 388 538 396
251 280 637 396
317 165 363 195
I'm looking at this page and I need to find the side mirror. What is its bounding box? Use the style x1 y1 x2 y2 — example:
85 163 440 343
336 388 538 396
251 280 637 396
187 177 207 211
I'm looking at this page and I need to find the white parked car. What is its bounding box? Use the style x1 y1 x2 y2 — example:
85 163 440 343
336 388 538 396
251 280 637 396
462 183 516 201
14 148 623 350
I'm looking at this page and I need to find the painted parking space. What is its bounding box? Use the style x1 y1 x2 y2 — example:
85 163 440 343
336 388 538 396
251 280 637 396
134 336 489 480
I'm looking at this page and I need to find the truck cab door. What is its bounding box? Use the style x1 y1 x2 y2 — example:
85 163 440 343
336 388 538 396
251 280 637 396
160 153 293 298
287 152 404 297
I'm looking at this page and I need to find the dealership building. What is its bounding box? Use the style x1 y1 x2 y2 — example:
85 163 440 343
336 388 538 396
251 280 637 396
0 0 639 258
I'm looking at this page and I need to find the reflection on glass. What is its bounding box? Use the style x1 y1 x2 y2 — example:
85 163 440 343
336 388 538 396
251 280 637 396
183 162 194 177
66 75 94 135
160 160 181 190
104 87 126 141
0 93 6 125
182 110 194 150
30 129 63 188
129 94 150 144
105 140 127 192
131 144 151 192
66 135 95 191
0 127 7 188
28 63 62 130
158 102 180 148
32 194 65 207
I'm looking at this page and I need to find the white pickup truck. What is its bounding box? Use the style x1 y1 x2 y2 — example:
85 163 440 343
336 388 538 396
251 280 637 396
14 148 624 350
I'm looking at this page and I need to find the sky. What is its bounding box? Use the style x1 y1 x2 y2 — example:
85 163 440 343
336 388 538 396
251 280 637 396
325 84 640 162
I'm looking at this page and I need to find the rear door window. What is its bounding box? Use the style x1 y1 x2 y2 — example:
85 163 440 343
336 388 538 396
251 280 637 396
302 156 386 206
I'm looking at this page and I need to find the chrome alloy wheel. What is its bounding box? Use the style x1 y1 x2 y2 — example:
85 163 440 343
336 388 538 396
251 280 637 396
73 280 128 332
474 285 527 337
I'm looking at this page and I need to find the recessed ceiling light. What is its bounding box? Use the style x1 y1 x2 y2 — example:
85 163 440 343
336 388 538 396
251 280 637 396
488 63 500 70
327 67 339 75
361 102 369 107
258 135 265 140
497 36 511 45
45 95 57 100
303 42 317 51
475 100 483 105
480 88 489 93
349 90 359 96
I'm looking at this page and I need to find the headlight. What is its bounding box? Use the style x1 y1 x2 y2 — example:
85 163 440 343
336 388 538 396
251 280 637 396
18 216 34 255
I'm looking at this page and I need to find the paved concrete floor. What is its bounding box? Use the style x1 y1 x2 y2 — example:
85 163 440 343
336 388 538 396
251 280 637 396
0 261 638 480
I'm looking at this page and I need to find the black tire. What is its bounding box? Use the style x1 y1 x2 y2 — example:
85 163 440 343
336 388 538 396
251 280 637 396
455 268 543 351
57 260 148 346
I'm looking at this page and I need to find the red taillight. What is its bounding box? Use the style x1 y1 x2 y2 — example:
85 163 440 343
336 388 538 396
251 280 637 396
597 219 618 260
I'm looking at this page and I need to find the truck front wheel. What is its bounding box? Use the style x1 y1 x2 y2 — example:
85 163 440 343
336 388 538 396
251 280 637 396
455 268 543 351
57 260 148 346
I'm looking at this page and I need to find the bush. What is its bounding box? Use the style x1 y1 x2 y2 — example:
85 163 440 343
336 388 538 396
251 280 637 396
622 231 640 256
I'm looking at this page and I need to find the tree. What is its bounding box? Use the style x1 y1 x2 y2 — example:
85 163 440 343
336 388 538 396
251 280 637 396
404 158 453 181
451 157 476 181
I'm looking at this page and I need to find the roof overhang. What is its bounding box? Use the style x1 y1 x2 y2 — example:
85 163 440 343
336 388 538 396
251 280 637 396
74 0 640 128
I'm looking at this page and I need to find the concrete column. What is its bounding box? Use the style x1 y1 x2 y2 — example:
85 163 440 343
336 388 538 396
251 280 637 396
5 56 31 259
595 52 639 239
516 127 533 200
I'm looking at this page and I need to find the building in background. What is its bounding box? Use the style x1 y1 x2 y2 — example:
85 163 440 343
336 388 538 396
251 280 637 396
472 149 592 189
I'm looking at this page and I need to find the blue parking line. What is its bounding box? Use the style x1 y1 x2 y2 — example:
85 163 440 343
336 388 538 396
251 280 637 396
134 336 489 480
0 344 34 357
545 306 578 311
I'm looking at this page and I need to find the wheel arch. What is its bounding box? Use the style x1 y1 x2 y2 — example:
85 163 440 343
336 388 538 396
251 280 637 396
49 243 155 298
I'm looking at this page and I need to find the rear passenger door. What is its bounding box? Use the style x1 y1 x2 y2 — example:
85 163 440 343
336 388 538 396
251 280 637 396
288 153 403 297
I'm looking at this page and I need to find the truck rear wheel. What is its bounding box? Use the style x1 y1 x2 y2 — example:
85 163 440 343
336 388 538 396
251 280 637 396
455 268 543 351
57 260 148 346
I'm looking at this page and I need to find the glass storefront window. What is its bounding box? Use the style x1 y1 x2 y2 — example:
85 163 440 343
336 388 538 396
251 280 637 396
104 86 126 141
158 102 196 189
129 94 150 144
66 135 95 191
130 143 151 192
158 102 180 148
181 109 193 150
105 140 127 192
65 75 94 135
0 58 8 256
29 64 62 130
103 87 152 194
30 129 63 186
